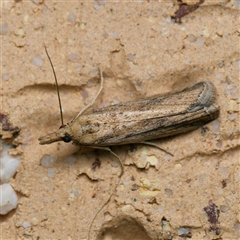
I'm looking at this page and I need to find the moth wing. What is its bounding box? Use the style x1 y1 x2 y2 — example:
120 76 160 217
71 82 218 146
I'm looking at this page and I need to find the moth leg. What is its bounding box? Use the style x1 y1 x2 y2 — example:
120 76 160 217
72 68 104 121
140 141 174 157
89 146 124 177
87 148 123 240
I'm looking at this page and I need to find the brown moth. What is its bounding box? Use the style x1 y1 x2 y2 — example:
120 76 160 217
39 49 219 177
39 81 219 147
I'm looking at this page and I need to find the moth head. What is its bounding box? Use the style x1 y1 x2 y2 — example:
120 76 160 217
38 124 73 145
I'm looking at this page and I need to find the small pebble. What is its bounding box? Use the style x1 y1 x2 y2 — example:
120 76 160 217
126 53 136 62
93 1 101 11
0 183 18 215
165 189 173 196
89 69 98 77
189 34 195 42
68 12 76 23
178 227 191 236
113 32 120 39
47 168 55 178
196 36 204 47
32 56 43 67
0 141 20 183
22 222 31 228
40 155 54 167
220 205 229 212
76 65 82 72
234 223 240 231
67 156 77 165
0 23 8 35
234 0 240 8
228 113 237 121
2 74 9 81
68 53 80 62
211 119 220 132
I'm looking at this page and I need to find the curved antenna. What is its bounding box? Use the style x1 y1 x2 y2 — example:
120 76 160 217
71 68 104 122
44 47 64 127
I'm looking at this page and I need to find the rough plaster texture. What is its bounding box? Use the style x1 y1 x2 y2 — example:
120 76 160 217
1 0 239 240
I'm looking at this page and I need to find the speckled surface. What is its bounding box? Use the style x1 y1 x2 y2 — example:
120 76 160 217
1 1 239 239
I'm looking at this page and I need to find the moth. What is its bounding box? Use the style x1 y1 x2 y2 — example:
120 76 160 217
39 49 219 177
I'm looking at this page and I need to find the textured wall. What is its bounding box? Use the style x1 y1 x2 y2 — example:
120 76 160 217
1 0 239 239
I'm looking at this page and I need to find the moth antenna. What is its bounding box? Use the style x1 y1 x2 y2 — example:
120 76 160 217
71 67 103 122
44 47 64 127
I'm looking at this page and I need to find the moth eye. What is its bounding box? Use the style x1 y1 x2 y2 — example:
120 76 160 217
62 135 71 143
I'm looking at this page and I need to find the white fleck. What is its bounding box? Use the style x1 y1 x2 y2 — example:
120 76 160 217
67 156 77 165
165 16 172 22
0 23 8 35
93 1 101 11
199 177 204 183
70 190 79 196
234 223 240 231
234 0 240 8
211 119 220 132
81 90 88 100
32 56 43 67
2 74 9 81
0 183 18 215
111 160 119 168
126 53 136 62
218 61 224 68
76 65 82 72
68 12 76 23
68 52 80 62
44 99 52 106
84 41 89 46
216 141 222 149
22 222 31 228
189 34 195 42
220 205 229 212
178 227 190 236
40 155 54 167
87 80 93 87
215 72 222 80
225 89 231 95
196 36 204 46
113 32 120 39
164 153 172 160
47 168 55 178
165 189 173 196
228 113 237 121
219 167 229 176
0 141 20 183
123 180 129 185
113 98 119 104
157 206 164 213
89 69 98 77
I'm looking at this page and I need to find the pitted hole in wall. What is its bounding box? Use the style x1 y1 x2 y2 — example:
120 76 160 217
98 216 151 240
